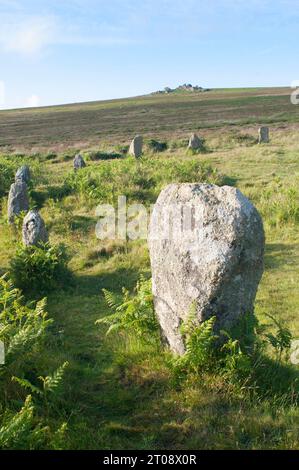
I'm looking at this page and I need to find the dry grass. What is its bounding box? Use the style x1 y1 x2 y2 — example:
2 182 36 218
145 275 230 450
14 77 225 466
0 87 297 153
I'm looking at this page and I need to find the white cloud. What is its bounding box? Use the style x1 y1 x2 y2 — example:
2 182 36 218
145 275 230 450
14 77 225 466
0 15 57 57
0 11 133 57
25 94 40 107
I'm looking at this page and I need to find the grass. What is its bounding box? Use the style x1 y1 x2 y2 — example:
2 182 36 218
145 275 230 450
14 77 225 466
0 89 299 449
0 87 296 153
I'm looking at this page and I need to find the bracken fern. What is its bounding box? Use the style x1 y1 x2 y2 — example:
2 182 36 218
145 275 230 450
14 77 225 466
97 275 159 343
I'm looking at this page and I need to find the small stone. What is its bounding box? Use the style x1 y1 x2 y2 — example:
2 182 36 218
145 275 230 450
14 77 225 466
188 133 204 150
258 127 269 143
15 165 31 184
129 135 143 158
22 210 48 246
7 182 29 223
73 154 86 170
148 183 265 355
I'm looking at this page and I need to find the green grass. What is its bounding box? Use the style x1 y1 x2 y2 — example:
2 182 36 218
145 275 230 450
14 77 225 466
0 92 299 449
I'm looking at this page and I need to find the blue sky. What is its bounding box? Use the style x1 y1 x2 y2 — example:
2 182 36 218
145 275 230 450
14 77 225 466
0 0 298 109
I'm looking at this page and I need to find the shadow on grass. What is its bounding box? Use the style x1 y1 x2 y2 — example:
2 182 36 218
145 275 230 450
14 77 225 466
30 189 48 208
71 267 143 295
265 242 299 270
47 214 96 236
88 151 124 161
70 215 96 235
30 184 72 208
251 353 299 402
221 175 238 186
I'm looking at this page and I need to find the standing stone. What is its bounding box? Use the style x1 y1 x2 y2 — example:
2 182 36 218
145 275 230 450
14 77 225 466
188 133 204 150
258 127 269 143
73 154 86 170
129 135 143 158
22 210 48 246
148 183 265 355
7 182 29 223
15 165 30 184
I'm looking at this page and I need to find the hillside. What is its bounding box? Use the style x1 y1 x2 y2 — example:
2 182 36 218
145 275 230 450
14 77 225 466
0 87 296 153
0 87 298 450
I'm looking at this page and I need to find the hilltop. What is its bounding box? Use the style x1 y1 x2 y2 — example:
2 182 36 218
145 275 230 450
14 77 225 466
152 83 211 94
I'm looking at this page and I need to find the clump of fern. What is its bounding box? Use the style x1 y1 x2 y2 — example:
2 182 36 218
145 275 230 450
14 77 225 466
0 275 52 370
166 303 259 385
10 243 71 296
168 304 295 394
12 361 69 417
0 275 68 449
0 395 67 450
168 305 218 381
96 275 159 343
0 396 39 449
220 334 252 384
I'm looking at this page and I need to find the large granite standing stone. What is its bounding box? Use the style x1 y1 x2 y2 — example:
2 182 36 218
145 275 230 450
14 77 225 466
258 127 269 143
22 210 48 246
73 154 86 170
129 135 143 158
7 182 29 223
148 183 265 355
15 165 30 184
188 133 204 150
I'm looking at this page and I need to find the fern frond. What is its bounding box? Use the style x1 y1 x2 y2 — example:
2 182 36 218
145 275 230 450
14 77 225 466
7 322 48 359
0 395 34 448
12 376 43 396
39 361 69 393
102 288 123 310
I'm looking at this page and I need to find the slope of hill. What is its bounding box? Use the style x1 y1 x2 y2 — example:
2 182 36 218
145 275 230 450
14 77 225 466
0 87 296 153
